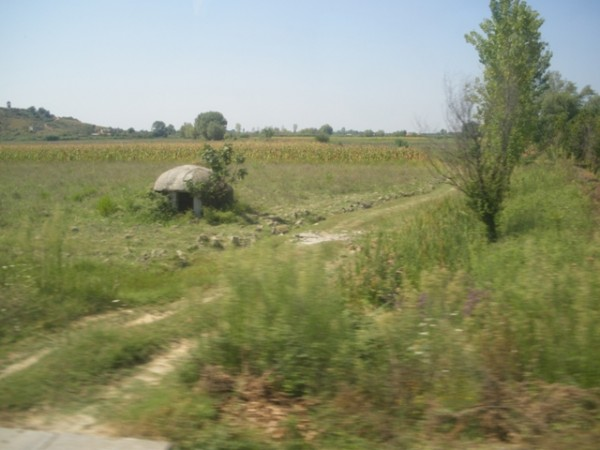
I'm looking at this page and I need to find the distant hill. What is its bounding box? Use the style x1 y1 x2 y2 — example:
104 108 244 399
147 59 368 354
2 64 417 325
0 106 118 141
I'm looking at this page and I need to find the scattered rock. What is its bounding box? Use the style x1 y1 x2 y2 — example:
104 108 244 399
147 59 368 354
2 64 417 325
71 226 79 233
272 224 290 235
267 215 287 225
293 209 311 218
151 249 166 258
210 236 224 249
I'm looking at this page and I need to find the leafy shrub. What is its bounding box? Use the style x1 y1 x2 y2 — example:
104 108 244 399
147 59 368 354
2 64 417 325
189 247 352 397
71 186 98 202
97 195 119 217
0 213 122 342
114 386 219 448
315 133 330 143
337 161 600 438
202 207 238 225
395 138 409 148
198 179 235 210
187 144 247 211
144 190 178 222
341 196 483 308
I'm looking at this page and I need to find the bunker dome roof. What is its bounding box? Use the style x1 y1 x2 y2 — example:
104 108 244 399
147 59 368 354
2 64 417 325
153 165 212 192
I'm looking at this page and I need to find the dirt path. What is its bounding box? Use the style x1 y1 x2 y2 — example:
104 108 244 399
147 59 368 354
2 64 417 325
12 339 195 437
0 349 53 381
295 184 454 245
328 183 453 232
0 303 195 438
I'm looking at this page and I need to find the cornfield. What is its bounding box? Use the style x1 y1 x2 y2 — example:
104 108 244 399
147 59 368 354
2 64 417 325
0 138 427 163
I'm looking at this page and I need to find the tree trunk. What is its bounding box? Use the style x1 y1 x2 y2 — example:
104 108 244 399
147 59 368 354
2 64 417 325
482 211 498 242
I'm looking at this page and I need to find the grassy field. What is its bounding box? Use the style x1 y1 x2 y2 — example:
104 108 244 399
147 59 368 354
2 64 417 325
1 137 599 449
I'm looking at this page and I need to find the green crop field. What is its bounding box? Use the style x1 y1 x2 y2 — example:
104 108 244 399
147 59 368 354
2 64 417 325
1 137 599 449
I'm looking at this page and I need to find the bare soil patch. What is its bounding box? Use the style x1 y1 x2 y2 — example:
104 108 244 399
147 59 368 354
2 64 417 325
0 349 53 380
294 231 353 245
124 310 175 327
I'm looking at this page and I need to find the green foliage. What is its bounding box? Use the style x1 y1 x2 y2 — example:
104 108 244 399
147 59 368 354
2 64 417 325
0 207 185 343
466 0 551 162
201 143 247 181
341 196 483 308
262 127 275 139
537 72 600 172
1 140 598 447
0 106 114 140
0 214 120 341
319 124 333 135
143 190 178 222
462 146 512 242
195 111 227 140
314 133 330 143
327 161 600 444
0 326 165 410
343 162 600 395
569 108 600 171
189 247 352 397
114 386 220 448
180 122 195 139
441 0 552 241
97 194 119 217
151 120 169 138
200 201 257 225
187 143 248 211
395 138 409 148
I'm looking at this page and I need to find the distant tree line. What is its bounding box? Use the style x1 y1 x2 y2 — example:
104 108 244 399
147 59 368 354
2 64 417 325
27 106 55 120
537 71 600 172
171 112 412 141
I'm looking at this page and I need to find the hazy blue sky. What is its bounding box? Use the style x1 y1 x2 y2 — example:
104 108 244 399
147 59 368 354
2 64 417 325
1 0 599 132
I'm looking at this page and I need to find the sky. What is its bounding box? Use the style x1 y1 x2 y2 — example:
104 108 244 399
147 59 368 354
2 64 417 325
1 0 600 133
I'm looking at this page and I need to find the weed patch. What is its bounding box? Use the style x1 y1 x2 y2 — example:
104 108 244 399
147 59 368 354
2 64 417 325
0 326 166 411
185 245 352 398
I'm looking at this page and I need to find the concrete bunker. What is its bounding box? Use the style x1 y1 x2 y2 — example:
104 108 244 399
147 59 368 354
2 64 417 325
153 165 212 217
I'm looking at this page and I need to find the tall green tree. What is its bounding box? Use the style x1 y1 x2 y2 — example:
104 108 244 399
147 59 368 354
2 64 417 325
180 122 195 139
319 124 333 135
537 72 580 151
194 111 227 140
442 0 551 242
535 71 600 171
568 91 600 172
151 120 168 138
